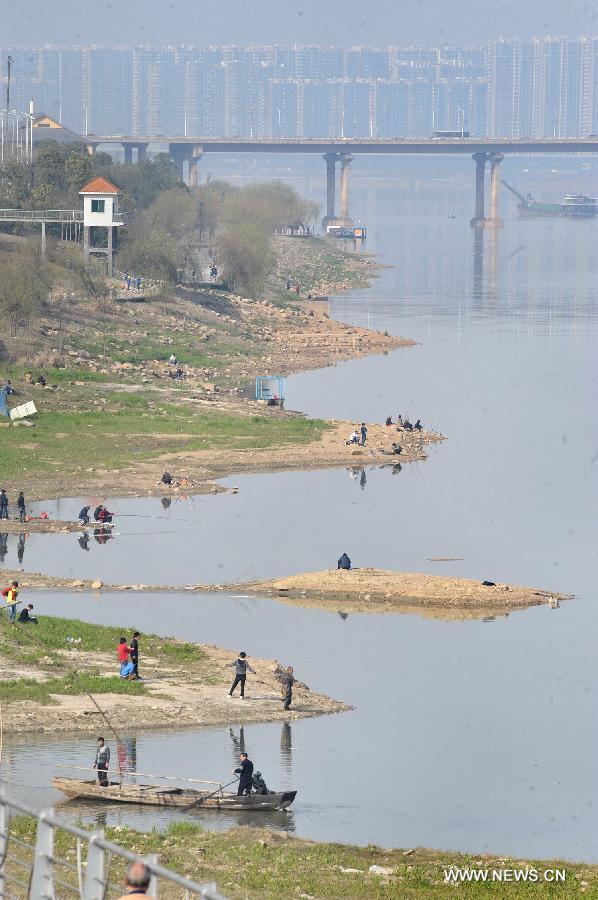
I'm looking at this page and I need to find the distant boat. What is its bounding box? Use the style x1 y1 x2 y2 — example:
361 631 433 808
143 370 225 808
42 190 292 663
502 180 598 218
448 213 456 219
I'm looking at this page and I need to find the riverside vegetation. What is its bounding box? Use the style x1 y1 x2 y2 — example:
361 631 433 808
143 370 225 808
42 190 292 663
2 817 597 898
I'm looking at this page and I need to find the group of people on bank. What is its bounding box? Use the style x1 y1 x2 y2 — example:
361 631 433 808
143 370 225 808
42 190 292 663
0 489 27 522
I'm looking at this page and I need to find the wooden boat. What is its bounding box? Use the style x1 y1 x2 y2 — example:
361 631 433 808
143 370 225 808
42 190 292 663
52 777 297 811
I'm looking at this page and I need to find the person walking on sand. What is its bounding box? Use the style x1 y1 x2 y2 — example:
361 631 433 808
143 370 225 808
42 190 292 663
233 752 254 795
2 581 20 622
0 490 8 520
17 492 26 523
226 651 256 699
94 736 110 786
279 666 295 711
360 423 367 446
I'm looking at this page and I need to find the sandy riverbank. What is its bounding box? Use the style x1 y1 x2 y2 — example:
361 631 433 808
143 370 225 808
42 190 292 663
0 634 348 736
0 566 570 619
241 568 571 616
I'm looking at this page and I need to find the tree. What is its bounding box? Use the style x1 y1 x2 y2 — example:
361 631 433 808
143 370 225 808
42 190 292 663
216 220 273 297
0 242 50 336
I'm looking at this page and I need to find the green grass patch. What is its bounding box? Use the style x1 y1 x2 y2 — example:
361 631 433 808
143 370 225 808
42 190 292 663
0 614 206 668
0 404 329 478
0 673 145 704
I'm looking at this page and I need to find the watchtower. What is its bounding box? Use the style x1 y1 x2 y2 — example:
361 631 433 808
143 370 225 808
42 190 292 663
79 176 124 275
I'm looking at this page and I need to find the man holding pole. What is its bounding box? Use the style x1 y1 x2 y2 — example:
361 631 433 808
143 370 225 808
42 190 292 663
94 736 110 786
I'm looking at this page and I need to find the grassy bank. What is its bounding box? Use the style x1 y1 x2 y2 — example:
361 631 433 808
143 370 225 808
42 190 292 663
4 818 596 898
0 611 205 679
0 400 328 479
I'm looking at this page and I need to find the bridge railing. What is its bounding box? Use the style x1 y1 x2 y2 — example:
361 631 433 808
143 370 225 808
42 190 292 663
0 209 84 223
0 787 228 899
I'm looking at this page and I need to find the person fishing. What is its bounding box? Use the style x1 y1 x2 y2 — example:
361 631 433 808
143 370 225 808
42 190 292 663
17 603 37 624
94 736 110 786
93 504 104 522
360 423 368 446
79 505 91 525
233 752 254 796
0 489 8 520
2 581 20 622
226 651 256 699
98 506 113 524
17 492 26 523
279 665 295 711
338 552 351 570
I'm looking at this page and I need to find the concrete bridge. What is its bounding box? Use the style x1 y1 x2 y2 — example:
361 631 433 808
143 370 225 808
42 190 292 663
86 137 598 229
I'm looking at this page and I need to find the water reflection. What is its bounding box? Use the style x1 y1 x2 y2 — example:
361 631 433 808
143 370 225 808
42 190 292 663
17 533 26 565
0 533 7 563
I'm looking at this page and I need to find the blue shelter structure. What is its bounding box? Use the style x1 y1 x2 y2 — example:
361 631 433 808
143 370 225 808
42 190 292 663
255 375 285 405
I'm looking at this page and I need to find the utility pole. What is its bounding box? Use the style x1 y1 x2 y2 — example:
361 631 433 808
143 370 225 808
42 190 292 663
6 55 13 113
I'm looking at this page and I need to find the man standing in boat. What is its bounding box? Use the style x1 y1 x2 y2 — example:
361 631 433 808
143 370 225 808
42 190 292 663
234 752 254 796
94 736 110 786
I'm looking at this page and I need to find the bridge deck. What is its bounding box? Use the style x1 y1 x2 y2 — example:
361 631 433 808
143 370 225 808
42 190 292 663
88 137 598 155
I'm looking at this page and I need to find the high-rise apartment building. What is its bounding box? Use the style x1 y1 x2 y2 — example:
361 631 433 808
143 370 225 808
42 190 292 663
1 39 596 142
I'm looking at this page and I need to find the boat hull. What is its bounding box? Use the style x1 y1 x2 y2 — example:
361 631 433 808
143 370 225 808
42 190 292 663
52 778 296 811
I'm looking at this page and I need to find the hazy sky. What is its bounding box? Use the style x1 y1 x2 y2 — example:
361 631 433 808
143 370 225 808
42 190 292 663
2 0 597 45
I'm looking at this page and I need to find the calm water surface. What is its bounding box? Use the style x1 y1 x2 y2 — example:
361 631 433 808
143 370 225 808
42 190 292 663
1 177 597 859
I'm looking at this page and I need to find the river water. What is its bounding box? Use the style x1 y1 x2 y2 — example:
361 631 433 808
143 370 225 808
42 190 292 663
1 174 597 860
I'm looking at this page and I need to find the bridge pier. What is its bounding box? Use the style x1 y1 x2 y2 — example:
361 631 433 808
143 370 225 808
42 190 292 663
470 152 488 227
486 153 504 227
322 152 339 229
338 154 354 227
123 144 133 165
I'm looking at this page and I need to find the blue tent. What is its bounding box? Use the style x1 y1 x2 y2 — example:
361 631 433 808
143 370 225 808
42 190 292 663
0 387 8 418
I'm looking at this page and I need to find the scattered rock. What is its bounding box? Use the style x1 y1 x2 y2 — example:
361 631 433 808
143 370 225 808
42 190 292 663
91 579 103 589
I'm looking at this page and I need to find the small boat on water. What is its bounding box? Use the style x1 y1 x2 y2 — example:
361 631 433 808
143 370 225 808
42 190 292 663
52 777 297 811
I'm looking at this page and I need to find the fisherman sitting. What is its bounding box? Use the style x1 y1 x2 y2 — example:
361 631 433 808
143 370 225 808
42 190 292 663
98 506 113 524
161 471 173 486
251 771 270 795
345 430 360 445
396 415 404 429
403 419 413 431
338 552 351 570
385 416 393 426
78 505 91 525
391 443 402 455
168 353 177 366
413 419 422 431
18 604 37 624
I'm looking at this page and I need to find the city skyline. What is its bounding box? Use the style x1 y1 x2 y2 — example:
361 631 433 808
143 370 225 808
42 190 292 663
2 38 597 141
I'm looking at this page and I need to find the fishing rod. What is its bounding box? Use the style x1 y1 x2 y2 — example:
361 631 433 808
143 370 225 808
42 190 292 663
86 693 125 785
181 776 239 813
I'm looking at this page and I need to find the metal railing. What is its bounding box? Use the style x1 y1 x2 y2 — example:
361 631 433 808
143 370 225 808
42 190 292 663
0 209 84 223
0 788 228 899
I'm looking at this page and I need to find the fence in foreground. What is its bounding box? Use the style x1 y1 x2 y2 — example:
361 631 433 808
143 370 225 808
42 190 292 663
0 788 228 899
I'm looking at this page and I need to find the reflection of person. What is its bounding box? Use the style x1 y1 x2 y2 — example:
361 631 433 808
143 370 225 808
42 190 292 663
280 722 292 757
229 726 246 756
0 534 7 563
78 533 90 551
116 861 151 898
94 736 110 786
234 752 254 796
17 533 25 564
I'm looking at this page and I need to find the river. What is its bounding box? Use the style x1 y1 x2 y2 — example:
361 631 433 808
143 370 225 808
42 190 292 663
1 172 597 860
